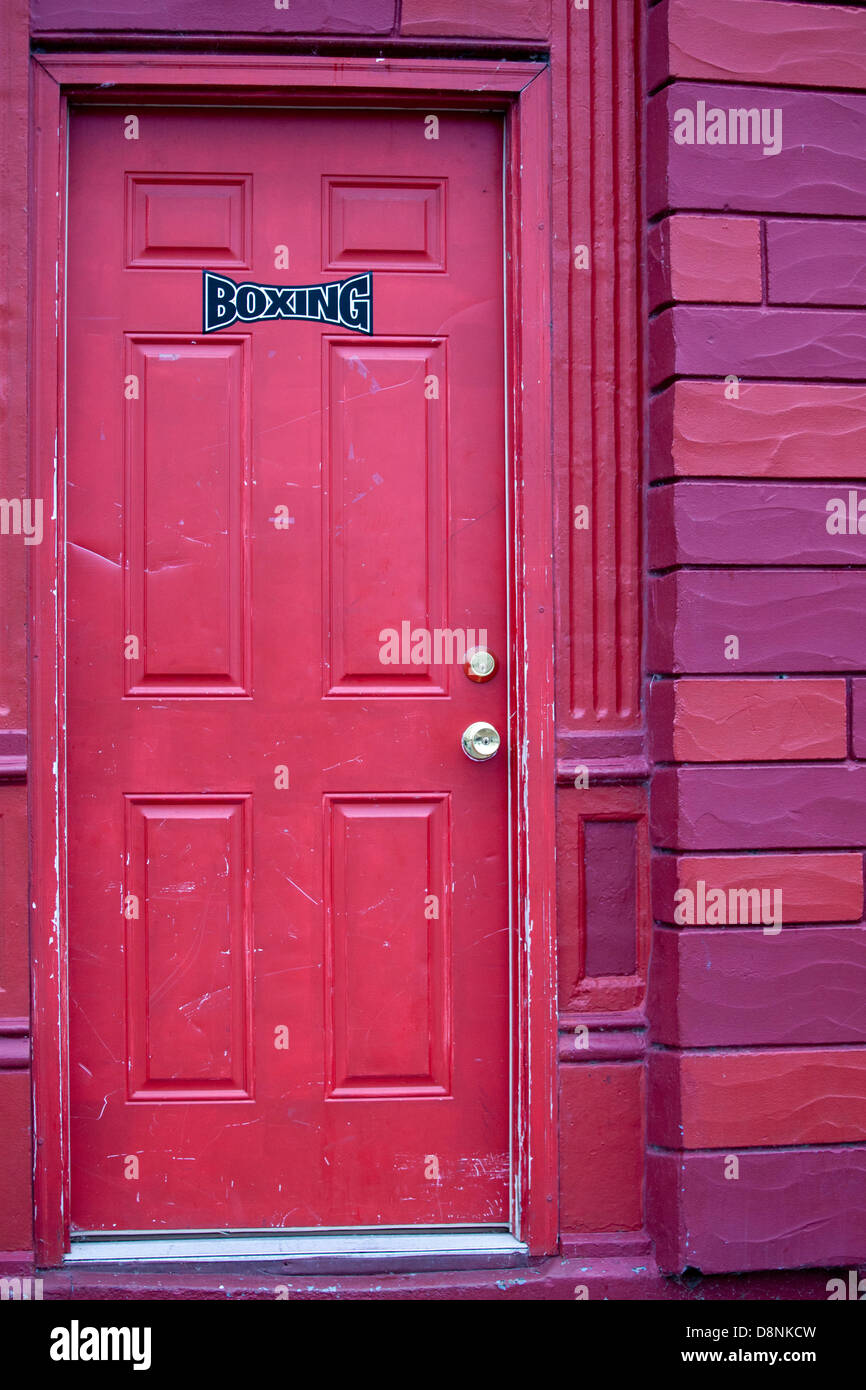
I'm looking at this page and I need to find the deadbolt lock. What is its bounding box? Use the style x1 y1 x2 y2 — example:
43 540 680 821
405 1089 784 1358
464 647 498 682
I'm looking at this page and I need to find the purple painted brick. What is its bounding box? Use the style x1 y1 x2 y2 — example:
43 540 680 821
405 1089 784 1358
650 924 866 1047
649 570 866 673
652 764 866 851
649 1146 866 1275
768 219 866 307
852 680 866 759
648 482 866 567
651 305 866 387
30 0 397 33
649 84 866 219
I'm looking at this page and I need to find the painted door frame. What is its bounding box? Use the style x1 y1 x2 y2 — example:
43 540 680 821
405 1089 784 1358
29 53 556 1267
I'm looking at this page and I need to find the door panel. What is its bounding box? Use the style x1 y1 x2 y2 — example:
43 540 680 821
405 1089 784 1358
66 106 508 1233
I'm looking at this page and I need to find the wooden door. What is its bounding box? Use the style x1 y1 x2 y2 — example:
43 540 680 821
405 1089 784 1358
65 105 510 1234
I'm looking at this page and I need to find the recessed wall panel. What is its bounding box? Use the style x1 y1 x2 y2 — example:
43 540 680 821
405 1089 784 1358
325 339 448 695
125 796 252 1101
324 795 451 1098
584 820 638 977
124 336 250 696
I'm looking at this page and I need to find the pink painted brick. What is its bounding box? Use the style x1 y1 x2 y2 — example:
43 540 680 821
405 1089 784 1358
650 924 866 1046
649 570 866 674
31 0 397 33
768 219 866 306
648 482 866 567
649 85 866 220
651 305 866 387
648 1146 866 1275
652 765 866 851
649 0 866 93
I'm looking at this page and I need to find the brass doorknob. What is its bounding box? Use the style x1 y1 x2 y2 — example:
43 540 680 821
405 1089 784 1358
461 721 501 761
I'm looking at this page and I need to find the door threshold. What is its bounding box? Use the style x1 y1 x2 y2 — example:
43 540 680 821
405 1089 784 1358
64 1230 529 1272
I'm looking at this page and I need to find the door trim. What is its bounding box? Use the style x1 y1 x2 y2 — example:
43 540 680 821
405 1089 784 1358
30 54 556 1266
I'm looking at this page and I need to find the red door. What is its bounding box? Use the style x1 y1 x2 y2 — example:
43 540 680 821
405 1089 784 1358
65 106 510 1234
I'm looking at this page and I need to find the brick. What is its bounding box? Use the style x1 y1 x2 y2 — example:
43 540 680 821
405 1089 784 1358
649 0 866 93
650 678 846 762
649 570 866 673
652 765 866 851
647 221 670 312
648 481 866 567
671 215 762 304
768 219 866 306
850 679 866 758
649 84 866 220
649 216 762 309
400 0 550 39
32 0 396 33
648 1146 866 1275
651 305 866 387
649 1046 866 1148
650 381 866 480
652 851 864 924
650 925 866 1047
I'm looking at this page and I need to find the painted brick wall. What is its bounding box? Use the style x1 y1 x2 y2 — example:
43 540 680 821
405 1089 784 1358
29 0 552 39
648 0 866 1274
10 0 864 1285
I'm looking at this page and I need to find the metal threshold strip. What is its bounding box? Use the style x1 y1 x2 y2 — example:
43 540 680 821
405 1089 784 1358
65 1229 528 1269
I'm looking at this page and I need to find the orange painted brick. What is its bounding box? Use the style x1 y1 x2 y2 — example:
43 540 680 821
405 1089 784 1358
657 678 847 762
649 216 762 310
653 852 864 925
650 1048 866 1149
669 215 762 304
650 381 866 480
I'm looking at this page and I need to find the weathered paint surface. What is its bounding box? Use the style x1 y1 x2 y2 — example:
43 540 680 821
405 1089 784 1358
0 0 30 1259
1 0 865 1295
